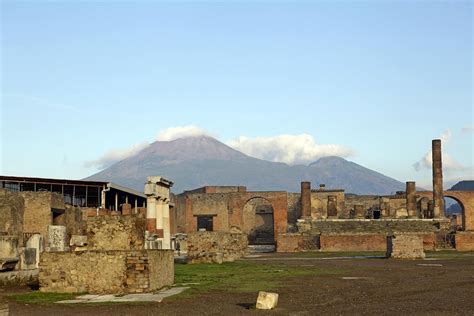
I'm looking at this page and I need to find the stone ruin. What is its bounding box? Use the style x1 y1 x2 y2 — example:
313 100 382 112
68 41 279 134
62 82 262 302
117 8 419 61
387 234 425 259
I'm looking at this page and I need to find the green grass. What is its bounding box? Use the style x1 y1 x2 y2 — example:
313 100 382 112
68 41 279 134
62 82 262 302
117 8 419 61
291 251 386 258
172 260 347 299
9 292 78 304
425 251 474 259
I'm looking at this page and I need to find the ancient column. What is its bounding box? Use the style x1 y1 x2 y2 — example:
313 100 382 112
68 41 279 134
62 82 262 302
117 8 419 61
432 139 445 218
146 196 157 233
161 199 171 249
301 182 311 218
406 181 417 218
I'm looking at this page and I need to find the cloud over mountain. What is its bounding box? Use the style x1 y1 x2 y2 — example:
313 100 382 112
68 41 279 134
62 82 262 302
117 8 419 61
226 134 355 165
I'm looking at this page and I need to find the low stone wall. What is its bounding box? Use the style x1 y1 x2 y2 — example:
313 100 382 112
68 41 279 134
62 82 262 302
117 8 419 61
39 250 173 294
387 234 425 259
306 219 449 235
455 232 474 251
320 234 387 252
276 234 319 253
186 232 248 264
277 232 437 253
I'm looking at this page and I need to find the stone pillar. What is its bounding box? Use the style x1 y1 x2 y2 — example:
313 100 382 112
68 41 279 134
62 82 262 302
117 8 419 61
162 199 171 249
432 139 444 218
146 196 157 233
301 182 311 218
406 181 417 218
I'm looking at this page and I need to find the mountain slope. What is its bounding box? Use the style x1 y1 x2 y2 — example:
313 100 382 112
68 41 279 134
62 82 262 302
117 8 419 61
85 136 405 195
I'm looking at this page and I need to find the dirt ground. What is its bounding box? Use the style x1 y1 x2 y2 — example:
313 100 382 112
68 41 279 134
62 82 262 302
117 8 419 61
2 253 474 315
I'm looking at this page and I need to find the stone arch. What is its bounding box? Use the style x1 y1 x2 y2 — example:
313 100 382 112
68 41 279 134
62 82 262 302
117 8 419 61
443 194 466 230
242 197 275 245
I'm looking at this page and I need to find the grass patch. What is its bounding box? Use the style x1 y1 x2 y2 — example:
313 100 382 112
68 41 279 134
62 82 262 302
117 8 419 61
172 260 347 299
291 251 385 258
9 292 78 305
425 251 474 259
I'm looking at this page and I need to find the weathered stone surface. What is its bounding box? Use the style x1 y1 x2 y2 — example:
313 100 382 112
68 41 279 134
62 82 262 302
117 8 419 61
0 236 19 259
47 225 67 252
85 215 145 250
256 291 279 310
186 231 248 264
387 234 425 259
39 250 174 294
26 234 43 268
69 235 87 247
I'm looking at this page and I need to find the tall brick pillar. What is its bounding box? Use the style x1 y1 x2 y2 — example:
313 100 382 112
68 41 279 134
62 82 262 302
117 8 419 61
301 182 311 218
432 139 445 218
406 181 417 218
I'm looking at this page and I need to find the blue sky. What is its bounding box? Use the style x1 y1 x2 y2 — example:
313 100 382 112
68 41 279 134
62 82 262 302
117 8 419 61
1 0 472 188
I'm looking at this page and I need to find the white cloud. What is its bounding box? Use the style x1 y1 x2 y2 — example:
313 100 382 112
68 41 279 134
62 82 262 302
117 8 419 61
226 134 354 165
461 125 474 133
84 142 148 169
156 125 213 141
413 129 465 172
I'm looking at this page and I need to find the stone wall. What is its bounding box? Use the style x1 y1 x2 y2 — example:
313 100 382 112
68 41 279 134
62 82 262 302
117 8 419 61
53 205 85 236
320 234 387 252
85 215 146 250
0 190 24 238
305 219 447 235
276 233 319 252
186 231 248 263
455 232 474 251
387 234 425 259
0 236 19 259
20 191 64 239
287 193 301 228
39 250 174 294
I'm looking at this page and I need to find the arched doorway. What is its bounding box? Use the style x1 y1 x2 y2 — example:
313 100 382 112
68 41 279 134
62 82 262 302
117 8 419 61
444 196 465 231
242 197 275 245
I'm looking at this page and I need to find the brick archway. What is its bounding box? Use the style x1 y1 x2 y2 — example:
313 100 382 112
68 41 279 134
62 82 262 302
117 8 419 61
417 191 474 231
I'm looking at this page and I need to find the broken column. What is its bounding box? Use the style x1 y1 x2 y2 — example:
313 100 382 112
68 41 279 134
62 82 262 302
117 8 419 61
300 182 311 218
406 181 417 218
432 139 444 218
144 176 173 250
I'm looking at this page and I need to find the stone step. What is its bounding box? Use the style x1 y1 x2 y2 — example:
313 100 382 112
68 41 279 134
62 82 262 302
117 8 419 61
248 245 276 253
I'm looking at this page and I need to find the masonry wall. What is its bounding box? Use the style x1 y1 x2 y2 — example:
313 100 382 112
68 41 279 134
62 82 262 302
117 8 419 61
39 250 174 294
53 205 84 236
287 193 301 228
20 192 64 239
0 190 24 238
186 231 248 263
85 215 146 250
455 232 474 251
310 190 345 219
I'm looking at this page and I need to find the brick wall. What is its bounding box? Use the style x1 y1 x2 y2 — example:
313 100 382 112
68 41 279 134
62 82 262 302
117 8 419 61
39 250 174 294
320 234 387 252
276 233 319 252
455 232 474 251
0 190 24 238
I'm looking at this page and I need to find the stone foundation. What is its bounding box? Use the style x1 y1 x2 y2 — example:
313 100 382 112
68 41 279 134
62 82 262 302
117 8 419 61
387 234 425 259
276 234 319 252
39 250 173 294
320 234 387 252
186 231 248 264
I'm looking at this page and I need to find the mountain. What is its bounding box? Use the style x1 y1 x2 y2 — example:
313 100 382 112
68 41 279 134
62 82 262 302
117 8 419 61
449 180 474 191
85 135 405 195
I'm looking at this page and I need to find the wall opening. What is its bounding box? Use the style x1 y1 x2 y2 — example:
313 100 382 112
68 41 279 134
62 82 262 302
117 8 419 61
444 196 464 231
243 198 275 246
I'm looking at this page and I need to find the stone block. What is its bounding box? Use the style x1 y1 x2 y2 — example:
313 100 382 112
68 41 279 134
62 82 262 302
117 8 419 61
20 248 37 270
256 291 279 310
122 203 132 215
47 225 67 252
387 234 425 259
70 235 88 247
